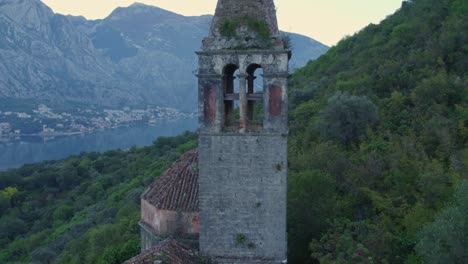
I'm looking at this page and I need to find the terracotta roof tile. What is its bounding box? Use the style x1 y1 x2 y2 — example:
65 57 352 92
123 239 197 264
141 150 198 212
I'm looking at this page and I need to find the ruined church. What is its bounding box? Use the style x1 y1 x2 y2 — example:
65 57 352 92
125 0 290 263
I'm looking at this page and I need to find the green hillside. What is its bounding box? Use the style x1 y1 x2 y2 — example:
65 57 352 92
0 132 197 263
0 0 466 263
287 0 467 262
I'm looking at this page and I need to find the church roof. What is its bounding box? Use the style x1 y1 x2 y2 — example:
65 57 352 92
141 149 199 212
123 239 198 264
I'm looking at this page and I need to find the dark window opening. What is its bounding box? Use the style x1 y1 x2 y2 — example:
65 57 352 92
222 64 264 132
246 64 264 131
223 64 240 130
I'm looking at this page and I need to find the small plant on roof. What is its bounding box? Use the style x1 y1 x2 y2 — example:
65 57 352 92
281 33 292 50
219 16 271 42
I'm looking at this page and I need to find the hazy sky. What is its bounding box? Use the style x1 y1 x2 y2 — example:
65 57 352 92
40 0 403 46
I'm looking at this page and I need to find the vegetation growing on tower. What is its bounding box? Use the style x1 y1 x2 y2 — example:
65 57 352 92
219 16 272 41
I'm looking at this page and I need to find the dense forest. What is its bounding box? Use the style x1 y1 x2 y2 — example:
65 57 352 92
0 0 466 263
287 0 467 262
0 132 198 263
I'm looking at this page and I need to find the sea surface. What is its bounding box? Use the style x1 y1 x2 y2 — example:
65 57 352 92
0 118 197 171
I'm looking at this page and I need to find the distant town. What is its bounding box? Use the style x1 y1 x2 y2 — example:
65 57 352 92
0 104 195 140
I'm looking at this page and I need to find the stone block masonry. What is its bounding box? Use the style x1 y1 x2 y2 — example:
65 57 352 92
210 0 279 36
197 1 290 262
199 133 287 263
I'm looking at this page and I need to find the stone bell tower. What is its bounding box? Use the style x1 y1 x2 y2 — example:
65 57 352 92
197 0 290 263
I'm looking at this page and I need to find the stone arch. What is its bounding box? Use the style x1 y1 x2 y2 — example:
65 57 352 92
246 64 264 130
222 64 239 130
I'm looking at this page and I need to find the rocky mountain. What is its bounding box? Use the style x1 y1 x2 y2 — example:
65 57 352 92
0 0 145 108
0 0 328 111
286 32 330 70
71 4 214 110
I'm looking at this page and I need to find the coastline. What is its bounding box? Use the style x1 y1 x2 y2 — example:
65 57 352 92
0 117 197 142
0 131 84 138
0 118 198 171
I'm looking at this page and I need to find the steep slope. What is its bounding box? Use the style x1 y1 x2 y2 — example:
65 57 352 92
0 0 144 107
0 132 198 264
287 0 467 262
71 3 328 110
286 32 329 70
90 4 213 110
0 1 328 112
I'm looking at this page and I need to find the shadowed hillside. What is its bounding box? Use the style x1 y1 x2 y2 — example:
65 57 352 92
287 0 467 262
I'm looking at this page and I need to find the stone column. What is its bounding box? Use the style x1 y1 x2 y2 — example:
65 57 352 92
247 75 256 121
196 73 223 133
247 75 256 93
262 72 288 133
237 74 248 133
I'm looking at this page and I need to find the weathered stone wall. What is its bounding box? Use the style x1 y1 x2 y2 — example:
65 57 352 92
139 221 161 251
139 221 200 252
197 50 290 134
197 2 289 262
141 200 199 239
197 48 289 264
210 0 279 36
198 133 287 263
203 0 283 50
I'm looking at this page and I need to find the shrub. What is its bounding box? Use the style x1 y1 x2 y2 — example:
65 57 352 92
415 181 467 264
318 91 378 146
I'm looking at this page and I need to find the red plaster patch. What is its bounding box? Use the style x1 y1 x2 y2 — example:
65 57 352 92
192 213 200 234
204 84 216 124
269 85 282 117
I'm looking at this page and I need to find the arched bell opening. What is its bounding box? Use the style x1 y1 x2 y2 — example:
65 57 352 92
246 64 264 131
222 64 240 130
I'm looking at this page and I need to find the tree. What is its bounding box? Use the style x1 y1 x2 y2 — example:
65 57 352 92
52 204 75 225
310 219 393 264
31 247 57 264
288 170 336 263
415 181 467 264
0 186 18 207
115 240 139 264
318 92 378 146
0 217 27 240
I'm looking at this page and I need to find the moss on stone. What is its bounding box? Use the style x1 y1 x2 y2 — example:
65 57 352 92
219 16 271 41
234 233 247 246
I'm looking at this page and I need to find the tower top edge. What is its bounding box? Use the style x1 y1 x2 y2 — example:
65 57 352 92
204 0 286 50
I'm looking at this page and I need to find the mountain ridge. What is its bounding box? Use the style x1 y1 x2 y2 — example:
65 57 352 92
0 0 144 107
0 1 328 112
